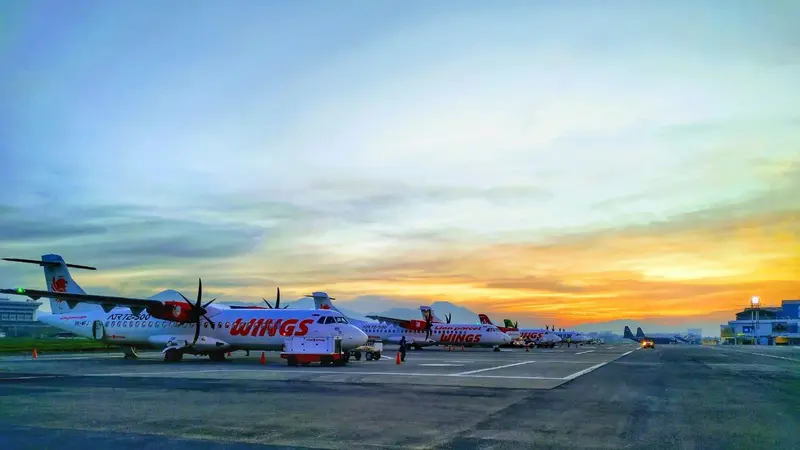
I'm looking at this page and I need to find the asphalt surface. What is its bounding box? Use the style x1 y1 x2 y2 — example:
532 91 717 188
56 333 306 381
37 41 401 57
0 344 798 449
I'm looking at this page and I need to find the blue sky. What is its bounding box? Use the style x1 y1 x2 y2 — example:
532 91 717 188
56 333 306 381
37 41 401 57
1 1 798 327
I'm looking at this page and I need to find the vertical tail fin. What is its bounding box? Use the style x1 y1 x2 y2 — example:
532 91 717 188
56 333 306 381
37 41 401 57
310 292 342 313
2 254 98 314
420 306 443 323
636 327 646 338
478 314 494 325
624 326 638 341
502 319 517 329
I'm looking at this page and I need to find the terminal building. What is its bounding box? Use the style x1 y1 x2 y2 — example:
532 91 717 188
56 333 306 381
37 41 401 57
720 299 800 345
0 297 54 338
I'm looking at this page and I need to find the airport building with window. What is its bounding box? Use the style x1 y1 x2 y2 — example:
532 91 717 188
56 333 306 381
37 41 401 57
720 299 800 345
0 297 54 338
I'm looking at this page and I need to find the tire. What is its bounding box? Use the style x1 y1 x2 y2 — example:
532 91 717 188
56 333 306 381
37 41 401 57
374 352 381 360
353 351 362 361
287 355 297 366
164 349 183 362
365 352 374 361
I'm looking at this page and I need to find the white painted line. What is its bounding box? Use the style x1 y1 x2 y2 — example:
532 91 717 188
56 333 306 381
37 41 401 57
575 350 595 355
606 347 614 349
561 350 635 381
380 356 393 360
453 360 536 376
419 363 464 367
82 368 561 380
0 375 63 381
740 351 799 362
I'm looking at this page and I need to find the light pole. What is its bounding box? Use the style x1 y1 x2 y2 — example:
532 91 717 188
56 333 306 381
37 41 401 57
751 296 760 345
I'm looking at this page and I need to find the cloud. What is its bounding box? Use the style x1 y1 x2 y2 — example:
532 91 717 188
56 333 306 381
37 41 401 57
0 203 267 270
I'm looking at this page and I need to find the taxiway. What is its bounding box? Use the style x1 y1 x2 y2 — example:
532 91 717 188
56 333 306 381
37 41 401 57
1 344 797 449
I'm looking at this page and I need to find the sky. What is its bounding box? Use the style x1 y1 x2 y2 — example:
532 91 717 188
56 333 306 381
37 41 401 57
1 1 798 331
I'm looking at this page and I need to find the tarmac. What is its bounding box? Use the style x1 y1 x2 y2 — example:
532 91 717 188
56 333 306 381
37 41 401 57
0 343 798 449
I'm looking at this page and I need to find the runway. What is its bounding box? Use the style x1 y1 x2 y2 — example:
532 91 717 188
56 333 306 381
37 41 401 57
1 344 798 449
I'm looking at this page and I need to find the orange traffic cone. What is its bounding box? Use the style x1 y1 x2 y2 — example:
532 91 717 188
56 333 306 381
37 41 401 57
260 352 266 364
396 351 402 364
32 348 38 359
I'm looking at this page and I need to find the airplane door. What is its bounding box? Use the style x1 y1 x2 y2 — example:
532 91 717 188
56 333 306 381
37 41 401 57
92 320 105 341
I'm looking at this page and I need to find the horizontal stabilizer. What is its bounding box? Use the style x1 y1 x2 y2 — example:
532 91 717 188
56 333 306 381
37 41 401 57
2 257 97 271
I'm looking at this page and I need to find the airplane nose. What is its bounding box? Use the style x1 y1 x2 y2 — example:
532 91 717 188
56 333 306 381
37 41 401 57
348 326 368 346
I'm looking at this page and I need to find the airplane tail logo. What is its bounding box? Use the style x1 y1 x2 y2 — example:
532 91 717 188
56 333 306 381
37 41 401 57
478 314 493 325
50 276 68 293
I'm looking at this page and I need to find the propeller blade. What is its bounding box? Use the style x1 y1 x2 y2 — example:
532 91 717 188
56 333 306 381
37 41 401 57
196 279 203 309
282 304 290 309
192 320 201 345
203 315 216 329
203 298 217 309
275 287 280 309
262 297 274 308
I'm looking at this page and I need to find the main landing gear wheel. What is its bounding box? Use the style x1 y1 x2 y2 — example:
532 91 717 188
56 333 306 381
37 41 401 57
164 349 183 362
208 352 227 362
121 346 140 359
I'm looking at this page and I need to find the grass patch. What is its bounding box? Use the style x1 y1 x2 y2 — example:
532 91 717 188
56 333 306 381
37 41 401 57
0 337 118 354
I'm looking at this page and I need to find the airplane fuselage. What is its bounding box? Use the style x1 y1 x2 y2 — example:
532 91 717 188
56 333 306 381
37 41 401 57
39 307 368 352
357 321 510 347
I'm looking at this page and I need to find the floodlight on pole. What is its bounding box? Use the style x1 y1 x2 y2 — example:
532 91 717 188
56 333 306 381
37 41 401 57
751 296 760 307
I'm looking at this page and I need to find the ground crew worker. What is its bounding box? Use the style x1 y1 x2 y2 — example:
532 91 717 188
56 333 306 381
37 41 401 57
399 336 407 362
567 336 571 348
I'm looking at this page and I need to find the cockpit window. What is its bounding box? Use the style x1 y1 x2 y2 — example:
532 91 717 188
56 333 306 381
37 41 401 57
325 316 336 324
317 317 326 324
334 316 348 324
487 327 497 332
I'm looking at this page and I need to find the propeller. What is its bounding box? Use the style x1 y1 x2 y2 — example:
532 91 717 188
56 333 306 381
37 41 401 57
177 278 216 346
445 313 452 324
262 287 290 309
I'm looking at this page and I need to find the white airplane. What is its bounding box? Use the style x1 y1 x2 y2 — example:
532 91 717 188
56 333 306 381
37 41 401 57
308 292 512 350
1 254 368 361
476 314 562 347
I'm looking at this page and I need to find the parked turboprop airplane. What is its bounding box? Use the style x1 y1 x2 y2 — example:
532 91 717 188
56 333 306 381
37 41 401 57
309 292 512 350
1 255 368 361
477 314 562 347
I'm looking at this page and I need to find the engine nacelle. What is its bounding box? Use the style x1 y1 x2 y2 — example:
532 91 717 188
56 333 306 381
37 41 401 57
146 301 195 323
401 319 428 331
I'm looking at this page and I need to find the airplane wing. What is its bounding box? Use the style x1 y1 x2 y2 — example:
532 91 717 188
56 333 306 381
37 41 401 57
366 314 413 327
1 287 167 315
